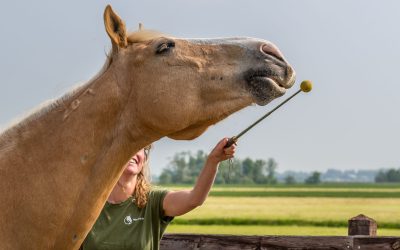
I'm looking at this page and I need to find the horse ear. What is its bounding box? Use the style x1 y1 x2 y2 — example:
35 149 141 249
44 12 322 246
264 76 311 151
104 5 128 50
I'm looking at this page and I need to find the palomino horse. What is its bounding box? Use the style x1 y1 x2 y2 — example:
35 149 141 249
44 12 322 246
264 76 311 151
0 5 295 250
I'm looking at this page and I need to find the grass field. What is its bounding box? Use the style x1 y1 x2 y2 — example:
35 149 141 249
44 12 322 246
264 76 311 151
163 183 400 198
162 184 400 236
167 225 400 236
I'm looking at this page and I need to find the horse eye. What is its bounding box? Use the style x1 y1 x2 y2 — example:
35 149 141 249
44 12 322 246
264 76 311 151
156 41 175 54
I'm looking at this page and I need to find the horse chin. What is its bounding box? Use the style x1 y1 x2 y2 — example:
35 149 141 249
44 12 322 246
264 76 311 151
244 67 296 106
167 124 210 140
247 77 288 106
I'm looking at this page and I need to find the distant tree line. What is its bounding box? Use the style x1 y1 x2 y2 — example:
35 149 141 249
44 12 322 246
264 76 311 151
158 151 326 185
304 171 321 184
158 151 399 185
375 168 400 183
158 150 279 185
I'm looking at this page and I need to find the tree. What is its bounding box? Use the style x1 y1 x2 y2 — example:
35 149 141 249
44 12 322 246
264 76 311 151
284 175 296 185
305 171 321 184
375 168 400 183
265 158 278 184
158 169 173 184
158 151 206 184
215 158 249 184
241 158 267 184
187 150 207 183
387 169 400 182
157 150 279 185
375 170 387 183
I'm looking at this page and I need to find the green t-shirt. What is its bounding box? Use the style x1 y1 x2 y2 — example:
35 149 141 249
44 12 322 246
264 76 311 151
81 189 173 250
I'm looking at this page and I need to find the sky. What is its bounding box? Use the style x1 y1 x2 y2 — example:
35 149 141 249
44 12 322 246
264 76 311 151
1 1 399 175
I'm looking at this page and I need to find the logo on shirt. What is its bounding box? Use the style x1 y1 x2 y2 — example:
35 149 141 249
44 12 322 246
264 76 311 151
124 215 144 225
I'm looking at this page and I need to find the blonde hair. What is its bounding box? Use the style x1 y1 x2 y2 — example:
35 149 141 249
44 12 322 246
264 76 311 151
133 145 152 208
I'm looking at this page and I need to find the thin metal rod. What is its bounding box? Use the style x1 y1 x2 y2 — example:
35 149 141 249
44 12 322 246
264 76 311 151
224 89 301 148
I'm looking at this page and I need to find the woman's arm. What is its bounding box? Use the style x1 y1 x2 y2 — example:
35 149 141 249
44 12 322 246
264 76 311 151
163 138 236 217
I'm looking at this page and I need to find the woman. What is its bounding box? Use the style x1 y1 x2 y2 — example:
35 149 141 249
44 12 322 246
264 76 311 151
81 138 236 250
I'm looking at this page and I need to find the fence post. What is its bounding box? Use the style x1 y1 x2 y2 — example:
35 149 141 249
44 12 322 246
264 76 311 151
348 214 377 236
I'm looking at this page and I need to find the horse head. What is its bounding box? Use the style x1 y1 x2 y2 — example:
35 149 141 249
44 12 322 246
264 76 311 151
104 5 295 140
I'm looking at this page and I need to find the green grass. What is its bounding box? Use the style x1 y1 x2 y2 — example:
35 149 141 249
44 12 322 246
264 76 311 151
209 187 400 192
166 225 400 236
179 197 400 226
172 218 400 229
159 184 400 235
208 190 400 198
162 183 400 189
162 183 400 198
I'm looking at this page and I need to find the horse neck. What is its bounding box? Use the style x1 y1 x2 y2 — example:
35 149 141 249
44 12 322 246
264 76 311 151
0 64 161 249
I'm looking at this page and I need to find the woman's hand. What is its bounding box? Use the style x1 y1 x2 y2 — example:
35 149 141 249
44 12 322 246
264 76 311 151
207 138 237 164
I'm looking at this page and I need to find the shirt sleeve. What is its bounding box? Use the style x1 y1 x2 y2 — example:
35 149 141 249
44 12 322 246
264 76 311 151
149 188 174 224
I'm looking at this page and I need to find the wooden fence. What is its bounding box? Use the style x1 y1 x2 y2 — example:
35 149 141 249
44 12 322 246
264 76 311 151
160 214 400 250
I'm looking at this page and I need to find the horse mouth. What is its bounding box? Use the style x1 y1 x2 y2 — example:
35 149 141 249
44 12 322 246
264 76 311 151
244 69 294 105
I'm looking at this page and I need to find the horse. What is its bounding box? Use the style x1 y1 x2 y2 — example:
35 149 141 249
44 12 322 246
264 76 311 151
0 5 295 249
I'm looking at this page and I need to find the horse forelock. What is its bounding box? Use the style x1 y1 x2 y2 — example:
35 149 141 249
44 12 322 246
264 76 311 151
127 30 170 43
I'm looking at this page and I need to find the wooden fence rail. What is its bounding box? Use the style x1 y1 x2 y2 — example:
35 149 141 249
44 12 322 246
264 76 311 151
160 214 400 250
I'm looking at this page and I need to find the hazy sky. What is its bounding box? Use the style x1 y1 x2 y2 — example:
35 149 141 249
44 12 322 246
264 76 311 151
1 1 399 175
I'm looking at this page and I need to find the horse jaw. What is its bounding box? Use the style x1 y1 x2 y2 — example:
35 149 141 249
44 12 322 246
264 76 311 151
167 123 210 140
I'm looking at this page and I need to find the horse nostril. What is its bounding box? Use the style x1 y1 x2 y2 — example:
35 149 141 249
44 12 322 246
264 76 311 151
261 43 284 61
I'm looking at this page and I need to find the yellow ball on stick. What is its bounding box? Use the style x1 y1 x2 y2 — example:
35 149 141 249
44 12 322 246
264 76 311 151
300 80 313 92
224 79 313 148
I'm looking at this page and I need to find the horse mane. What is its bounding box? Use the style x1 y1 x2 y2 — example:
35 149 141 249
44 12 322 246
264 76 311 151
0 27 166 145
0 54 113 147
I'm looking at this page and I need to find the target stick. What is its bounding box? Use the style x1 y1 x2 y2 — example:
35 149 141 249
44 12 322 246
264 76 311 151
224 80 313 148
